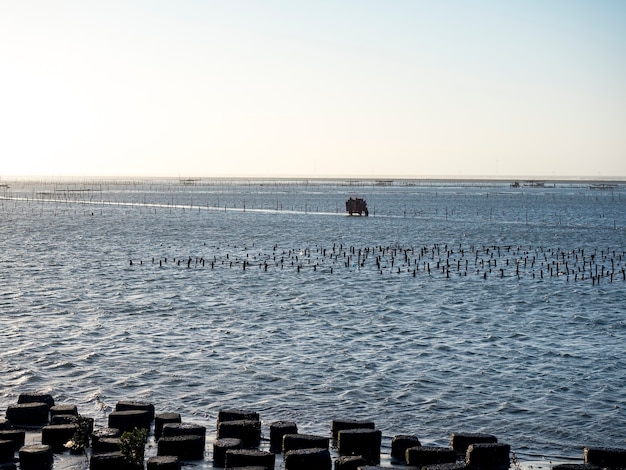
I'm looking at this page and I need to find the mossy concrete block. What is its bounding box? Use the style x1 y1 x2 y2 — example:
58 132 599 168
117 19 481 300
269 421 297 453
157 435 205 460
224 448 274 469
213 438 242 468
17 394 55 409
338 428 382 464
147 455 180 469
284 447 331 470
391 434 421 462
330 419 375 440
406 446 456 467
18 444 53 470
584 447 626 468
108 409 152 432
465 442 510 470
115 401 155 422
154 413 181 440
74 415 94 434
282 433 329 453
41 423 77 451
217 419 261 448
6 403 49 427
450 433 498 456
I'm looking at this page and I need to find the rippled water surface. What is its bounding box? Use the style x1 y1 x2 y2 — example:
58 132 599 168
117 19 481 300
1 179 624 465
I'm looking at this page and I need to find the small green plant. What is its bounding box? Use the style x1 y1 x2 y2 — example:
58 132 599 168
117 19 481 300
65 415 92 454
120 427 147 468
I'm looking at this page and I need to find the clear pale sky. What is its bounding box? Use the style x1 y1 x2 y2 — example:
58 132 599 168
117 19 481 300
1 1 625 179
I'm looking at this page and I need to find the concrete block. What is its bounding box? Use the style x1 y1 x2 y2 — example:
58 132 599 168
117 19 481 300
217 420 261 448
224 448 274 469
450 433 497 457
465 442 510 470
18 445 53 470
584 447 626 468
391 434 421 462
17 394 54 409
213 438 242 468
334 455 366 470
284 447 331 470
282 433 329 453
338 428 381 464
154 413 181 440
108 409 152 432
115 401 155 422
217 409 259 424
6 403 49 427
330 419 375 440
406 446 456 467
147 455 181 469
41 423 77 451
269 421 297 453
157 435 205 460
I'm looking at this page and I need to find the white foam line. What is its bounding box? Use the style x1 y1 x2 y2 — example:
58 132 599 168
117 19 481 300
0 196 371 217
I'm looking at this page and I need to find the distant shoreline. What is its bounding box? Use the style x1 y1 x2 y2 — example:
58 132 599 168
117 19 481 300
1 175 625 185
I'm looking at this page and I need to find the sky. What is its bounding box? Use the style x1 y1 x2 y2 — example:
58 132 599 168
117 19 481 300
1 1 625 179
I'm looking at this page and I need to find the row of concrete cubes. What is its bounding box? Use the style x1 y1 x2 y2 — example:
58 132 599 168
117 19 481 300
91 400 183 470
1 394 180 470
0 402 508 470
219 419 506 470
1 393 84 470
4 393 78 428
4 394 626 469
388 432 510 469
95 414 626 470
217 418 382 469
214 408 266 468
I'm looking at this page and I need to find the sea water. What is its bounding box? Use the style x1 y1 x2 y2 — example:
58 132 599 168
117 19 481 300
0 179 624 468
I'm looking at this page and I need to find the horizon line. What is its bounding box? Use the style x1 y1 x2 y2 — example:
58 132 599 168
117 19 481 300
2 174 626 183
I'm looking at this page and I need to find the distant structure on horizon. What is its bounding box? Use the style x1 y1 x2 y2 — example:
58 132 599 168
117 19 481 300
510 180 553 188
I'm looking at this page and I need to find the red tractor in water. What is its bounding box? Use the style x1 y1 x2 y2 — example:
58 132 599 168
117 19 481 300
345 197 369 216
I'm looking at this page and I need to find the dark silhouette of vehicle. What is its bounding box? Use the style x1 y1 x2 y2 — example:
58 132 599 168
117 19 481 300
345 197 368 216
